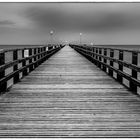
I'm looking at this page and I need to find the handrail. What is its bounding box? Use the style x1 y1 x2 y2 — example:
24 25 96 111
0 44 64 93
77 44 140 53
0 44 58 53
0 48 59 72
70 44 140 94
75 47 140 72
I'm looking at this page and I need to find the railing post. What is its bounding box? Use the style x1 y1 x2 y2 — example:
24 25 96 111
95 48 98 66
109 49 114 76
41 48 43 61
92 47 95 63
38 48 40 59
45 47 49 60
117 50 123 83
38 48 41 65
103 48 107 72
43 47 46 56
0 52 7 92
42 47 46 62
29 48 33 72
130 52 138 93
99 48 102 68
42 47 45 62
48 46 51 51
92 47 95 58
22 50 28 77
88 47 92 61
34 48 37 68
13 50 19 84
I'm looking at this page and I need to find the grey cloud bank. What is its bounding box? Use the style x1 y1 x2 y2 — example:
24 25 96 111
0 3 140 45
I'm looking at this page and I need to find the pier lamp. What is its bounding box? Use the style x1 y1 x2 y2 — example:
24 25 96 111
90 42 93 45
80 33 82 45
50 30 54 46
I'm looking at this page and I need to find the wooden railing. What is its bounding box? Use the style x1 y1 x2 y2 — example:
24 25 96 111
0 44 63 93
70 44 140 94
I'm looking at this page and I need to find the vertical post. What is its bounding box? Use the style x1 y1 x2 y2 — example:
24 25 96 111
48 46 50 51
0 52 7 92
40 48 42 58
109 49 114 76
46 47 49 60
103 48 107 72
41 47 44 63
42 47 44 59
40 48 42 63
34 48 37 68
42 47 45 62
130 52 138 93
90 47 92 61
99 48 102 68
91 47 95 63
38 48 40 59
43 47 46 61
43 47 46 56
38 48 41 65
92 47 95 59
87 47 89 57
95 48 98 66
29 48 33 72
22 50 28 77
13 50 19 84
117 50 123 83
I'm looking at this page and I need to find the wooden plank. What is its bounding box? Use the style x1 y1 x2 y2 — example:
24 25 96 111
0 46 140 137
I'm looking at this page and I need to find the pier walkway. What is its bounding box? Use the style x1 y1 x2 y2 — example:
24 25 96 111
0 46 140 137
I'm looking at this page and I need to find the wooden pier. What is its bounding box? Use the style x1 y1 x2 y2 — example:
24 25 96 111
0 45 140 137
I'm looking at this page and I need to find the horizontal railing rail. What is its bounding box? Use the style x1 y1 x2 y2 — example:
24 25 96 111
0 44 64 93
70 44 140 94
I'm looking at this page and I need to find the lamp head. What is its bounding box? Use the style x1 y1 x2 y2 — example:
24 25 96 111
50 30 54 35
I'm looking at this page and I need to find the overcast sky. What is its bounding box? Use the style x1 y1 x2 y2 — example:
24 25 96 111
0 3 140 44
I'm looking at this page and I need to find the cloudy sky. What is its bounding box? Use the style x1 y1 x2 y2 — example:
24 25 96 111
0 3 140 44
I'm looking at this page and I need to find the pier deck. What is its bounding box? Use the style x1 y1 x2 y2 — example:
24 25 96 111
0 46 140 137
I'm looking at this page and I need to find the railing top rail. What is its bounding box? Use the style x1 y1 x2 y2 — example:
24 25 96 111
71 44 140 53
0 47 58 72
93 45 140 53
0 44 63 93
0 44 60 53
70 44 140 94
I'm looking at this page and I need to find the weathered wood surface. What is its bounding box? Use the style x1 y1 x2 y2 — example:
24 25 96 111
0 46 140 137
70 44 140 94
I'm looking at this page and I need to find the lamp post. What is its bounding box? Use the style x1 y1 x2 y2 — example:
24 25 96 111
80 33 82 45
90 42 93 45
50 30 54 46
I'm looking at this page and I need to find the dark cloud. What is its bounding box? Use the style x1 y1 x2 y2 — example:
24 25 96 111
1 3 140 44
22 3 140 33
0 20 15 26
24 6 65 30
